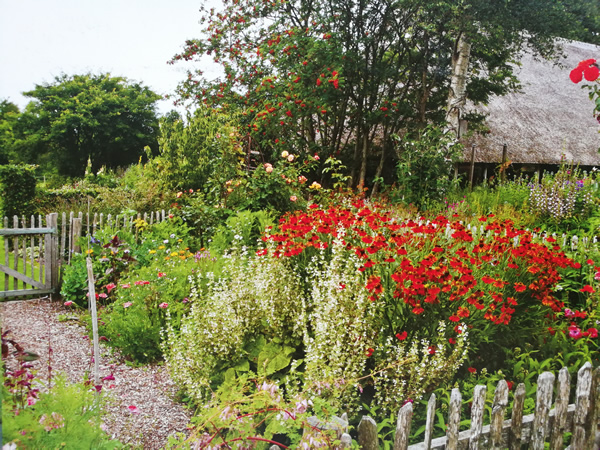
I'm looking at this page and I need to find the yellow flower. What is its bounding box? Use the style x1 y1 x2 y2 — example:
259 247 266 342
148 250 156 254
158 245 165 250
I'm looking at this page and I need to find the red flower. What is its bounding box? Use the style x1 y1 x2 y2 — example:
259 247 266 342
396 331 408 341
365 347 374 357
580 285 595 294
333 79 339 89
427 346 436 355
586 328 598 338
570 59 599 83
448 338 456 344
468 367 477 374
285 110 293 117
514 282 526 292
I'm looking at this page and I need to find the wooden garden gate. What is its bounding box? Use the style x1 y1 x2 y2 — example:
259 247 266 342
0 213 59 299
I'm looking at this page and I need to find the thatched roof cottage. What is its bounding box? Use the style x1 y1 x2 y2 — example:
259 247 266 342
460 40 600 182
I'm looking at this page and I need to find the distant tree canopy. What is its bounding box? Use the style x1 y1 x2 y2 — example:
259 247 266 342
171 0 600 188
0 100 20 165
13 74 161 178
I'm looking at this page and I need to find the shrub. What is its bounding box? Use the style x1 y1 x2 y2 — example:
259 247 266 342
392 126 462 209
0 163 37 217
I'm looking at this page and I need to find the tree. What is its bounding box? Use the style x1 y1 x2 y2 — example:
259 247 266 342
0 100 20 164
171 0 600 189
20 74 161 178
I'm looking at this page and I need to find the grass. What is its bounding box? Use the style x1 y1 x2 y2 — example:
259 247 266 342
0 237 44 293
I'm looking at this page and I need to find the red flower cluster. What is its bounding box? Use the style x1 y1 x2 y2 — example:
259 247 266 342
261 202 582 334
570 59 600 83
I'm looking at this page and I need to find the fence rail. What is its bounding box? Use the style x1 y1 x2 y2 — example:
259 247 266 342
298 363 599 450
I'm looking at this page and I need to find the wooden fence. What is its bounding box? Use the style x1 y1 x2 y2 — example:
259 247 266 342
297 362 599 449
2 210 169 263
0 213 58 298
1 210 168 299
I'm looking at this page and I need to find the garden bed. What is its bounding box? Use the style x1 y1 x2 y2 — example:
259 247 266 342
1 297 191 449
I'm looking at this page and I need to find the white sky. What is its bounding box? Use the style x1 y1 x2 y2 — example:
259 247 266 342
0 0 221 115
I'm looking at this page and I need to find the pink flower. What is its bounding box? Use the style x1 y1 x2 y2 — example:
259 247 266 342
64 301 73 307
290 195 297 202
569 325 583 339
123 302 132 308
157 272 166 278
121 284 131 289
102 374 115 382
159 302 168 309
564 308 575 318
127 405 140 415
98 293 108 298
594 271 600 281
105 283 116 293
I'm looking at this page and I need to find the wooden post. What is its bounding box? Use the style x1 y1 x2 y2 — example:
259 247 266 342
469 385 487 449
571 362 593 448
489 380 508 449
86 257 100 386
550 368 570 450
424 394 436 448
46 213 58 296
469 144 476 191
13 216 18 291
357 416 378 450
446 388 462 450
531 372 555 449
394 402 413 450
509 383 526 449
71 218 82 255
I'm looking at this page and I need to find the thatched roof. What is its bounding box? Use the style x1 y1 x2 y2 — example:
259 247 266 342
462 40 600 165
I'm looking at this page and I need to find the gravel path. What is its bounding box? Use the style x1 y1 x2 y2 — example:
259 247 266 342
1 298 192 449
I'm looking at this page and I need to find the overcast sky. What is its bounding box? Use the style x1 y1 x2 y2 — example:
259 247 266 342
0 0 220 114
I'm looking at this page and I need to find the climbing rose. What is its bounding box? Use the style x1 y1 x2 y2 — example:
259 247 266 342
570 59 599 83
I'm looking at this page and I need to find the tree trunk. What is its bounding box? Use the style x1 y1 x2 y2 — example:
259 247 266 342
445 32 471 137
358 128 368 190
371 127 387 196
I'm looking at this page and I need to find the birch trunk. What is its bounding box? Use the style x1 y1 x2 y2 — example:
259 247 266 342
446 32 471 137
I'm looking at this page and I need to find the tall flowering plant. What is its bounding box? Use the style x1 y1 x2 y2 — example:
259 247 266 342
261 199 595 366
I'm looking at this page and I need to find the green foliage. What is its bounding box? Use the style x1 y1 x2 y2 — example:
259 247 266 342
95 223 215 364
0 99 20 164
166 375 344 449
392 126 462 208
60 254 90 307
170 0 596 189
3 349 120 450
209 209 275 254
0 163 37 217
20 73 161 177
3 374 121 449
163 250 305 404
152 107 244 193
